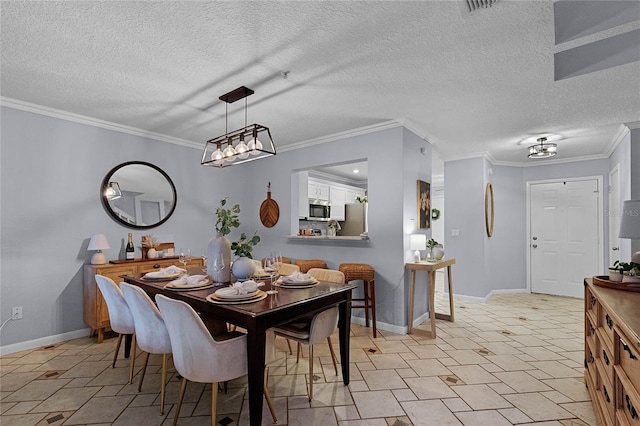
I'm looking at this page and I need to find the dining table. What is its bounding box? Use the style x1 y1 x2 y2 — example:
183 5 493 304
122 268 356 426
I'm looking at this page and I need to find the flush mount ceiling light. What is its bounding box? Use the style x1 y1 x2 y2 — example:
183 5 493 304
527 137 557 159
201 86 276 168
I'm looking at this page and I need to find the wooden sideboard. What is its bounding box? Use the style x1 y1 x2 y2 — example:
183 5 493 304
84 257 204 343
584 278 640 425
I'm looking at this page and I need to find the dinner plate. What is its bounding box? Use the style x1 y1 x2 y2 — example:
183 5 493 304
164 277 213 289
143 272 183 281
274 281 319 289
212 289 260 300
206 290 267 304
165 283 215 292
276 277 318 285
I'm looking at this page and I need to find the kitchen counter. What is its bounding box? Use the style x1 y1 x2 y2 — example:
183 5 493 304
287 235 369 241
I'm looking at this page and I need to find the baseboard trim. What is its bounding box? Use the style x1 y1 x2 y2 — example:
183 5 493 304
0 328 91 356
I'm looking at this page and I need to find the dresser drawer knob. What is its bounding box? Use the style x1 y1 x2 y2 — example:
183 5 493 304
603 385 610 403
622 339 638 360
591 296 596 306
603 349 610 365
605 314 613 329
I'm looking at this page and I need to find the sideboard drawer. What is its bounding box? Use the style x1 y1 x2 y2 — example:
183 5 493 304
598 304 616 348
586 311 598 348
619 335 640 393
618 373 640 425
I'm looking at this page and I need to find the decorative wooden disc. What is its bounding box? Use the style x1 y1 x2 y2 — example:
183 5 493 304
260 182 279 228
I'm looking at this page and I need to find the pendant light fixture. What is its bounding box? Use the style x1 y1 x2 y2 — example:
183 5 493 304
527 137 557 158
201 86 276 168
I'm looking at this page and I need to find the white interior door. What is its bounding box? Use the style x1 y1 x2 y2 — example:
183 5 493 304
530 179 601 298
609 166 621 265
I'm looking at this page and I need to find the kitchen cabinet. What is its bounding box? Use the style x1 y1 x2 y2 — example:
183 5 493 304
84 257 203 343
330 186 346 220
308 180 329 201
346 188 366 204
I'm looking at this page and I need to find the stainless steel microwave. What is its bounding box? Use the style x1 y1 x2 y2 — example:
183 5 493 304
307 199 331 221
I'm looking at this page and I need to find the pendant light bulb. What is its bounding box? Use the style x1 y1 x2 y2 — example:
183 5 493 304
247 128 263 155
211 142 225 165
223 138 237 162
236 134 250 159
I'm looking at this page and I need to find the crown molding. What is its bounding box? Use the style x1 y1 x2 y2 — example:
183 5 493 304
626 120 640 130
605 124 631 156
440 151 496 164
0 97 202 150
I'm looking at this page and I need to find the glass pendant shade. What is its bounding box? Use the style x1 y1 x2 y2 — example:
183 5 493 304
104 181 122 200
223 139 237 161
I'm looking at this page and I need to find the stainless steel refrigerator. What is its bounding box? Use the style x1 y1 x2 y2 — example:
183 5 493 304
342 203 367 236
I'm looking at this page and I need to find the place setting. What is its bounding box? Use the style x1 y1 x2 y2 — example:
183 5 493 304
274 271 319 289
206 280 267 304
142 265 186 281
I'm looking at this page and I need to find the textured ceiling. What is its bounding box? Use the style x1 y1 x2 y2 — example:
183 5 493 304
2 1 639 173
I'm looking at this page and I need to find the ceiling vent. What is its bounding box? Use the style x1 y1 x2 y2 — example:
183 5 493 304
465 0 498 13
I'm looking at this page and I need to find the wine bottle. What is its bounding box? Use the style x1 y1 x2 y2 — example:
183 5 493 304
126 233 135 260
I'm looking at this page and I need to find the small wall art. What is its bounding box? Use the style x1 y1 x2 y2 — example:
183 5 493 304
417 179 431 229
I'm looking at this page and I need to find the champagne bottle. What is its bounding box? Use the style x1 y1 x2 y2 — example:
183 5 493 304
126 233 135 260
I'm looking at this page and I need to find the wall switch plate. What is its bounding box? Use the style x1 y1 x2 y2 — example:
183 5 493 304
451 229 460 237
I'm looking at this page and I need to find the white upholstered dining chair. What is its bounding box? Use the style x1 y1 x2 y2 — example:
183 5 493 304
120 283 172 414
94 275 137 384
155 294 277 425
272 268 344 400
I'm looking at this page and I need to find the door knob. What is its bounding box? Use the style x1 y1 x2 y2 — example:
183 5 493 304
532 236 538 240
532 244 538 248
613 247 620 251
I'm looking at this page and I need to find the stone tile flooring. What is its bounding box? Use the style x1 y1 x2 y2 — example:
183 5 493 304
0 293 595 425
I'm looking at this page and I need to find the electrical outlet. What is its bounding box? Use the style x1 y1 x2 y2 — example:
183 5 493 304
12 306 22 320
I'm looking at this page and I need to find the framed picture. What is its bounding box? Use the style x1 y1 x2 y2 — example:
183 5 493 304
417 180 431 229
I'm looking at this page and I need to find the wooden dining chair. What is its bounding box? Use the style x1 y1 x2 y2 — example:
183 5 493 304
272 268 344 400
120 283 172 414
94 275 137 384
155 294 277 426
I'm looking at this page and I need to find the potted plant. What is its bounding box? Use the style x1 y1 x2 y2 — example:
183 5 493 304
609 261 625 282
230 231 261 280
614 261 640 283
425 238 444 262
207 198 241 283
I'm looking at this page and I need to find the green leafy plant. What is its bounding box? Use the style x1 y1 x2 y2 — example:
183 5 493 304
426 238 439 249
231 232 261 258
215 198 240 236
355 195 367 203
612 260 640 275
431 208 441 220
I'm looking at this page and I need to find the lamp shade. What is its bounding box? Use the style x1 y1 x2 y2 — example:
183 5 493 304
410 234 426 262
410 234 427 251
88 234 110 250
619 200 640 239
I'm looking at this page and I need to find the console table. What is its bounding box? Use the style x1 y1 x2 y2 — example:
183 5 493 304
83 257 203 343
405 258 455 337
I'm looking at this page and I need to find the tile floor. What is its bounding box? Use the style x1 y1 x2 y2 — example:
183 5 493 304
0 292 595 425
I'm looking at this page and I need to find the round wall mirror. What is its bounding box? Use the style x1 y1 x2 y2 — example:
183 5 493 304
101 161 176 229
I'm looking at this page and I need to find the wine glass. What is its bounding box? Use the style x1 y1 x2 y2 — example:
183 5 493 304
264 255 278 295
201 249 208 274
211 252 225 286
179 248 191 276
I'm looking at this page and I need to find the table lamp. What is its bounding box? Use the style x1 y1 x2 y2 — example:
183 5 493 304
88 234 110 265
619 200 640 263
410 234 427 262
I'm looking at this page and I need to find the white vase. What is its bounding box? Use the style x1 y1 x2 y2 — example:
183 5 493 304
208 233 231 283
147 248 158 259
609 269 623 282
231 256 255 281
425 245 444 262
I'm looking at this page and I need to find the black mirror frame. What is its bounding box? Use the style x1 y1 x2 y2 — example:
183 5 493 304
100 161 177 230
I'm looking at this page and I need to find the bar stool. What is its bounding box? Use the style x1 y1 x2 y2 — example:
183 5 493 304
294 259 327 273
339 263 377 338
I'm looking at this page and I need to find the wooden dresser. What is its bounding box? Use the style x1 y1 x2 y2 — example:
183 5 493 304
84 257 203 343
584 278 640 425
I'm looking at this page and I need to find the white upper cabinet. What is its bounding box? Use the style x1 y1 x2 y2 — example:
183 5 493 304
308 180 330 201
